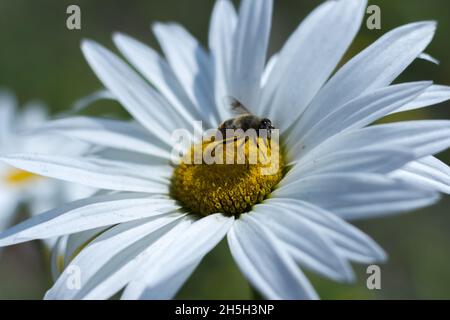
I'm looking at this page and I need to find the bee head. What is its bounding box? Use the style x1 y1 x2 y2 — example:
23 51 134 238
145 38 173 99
259 118 274 130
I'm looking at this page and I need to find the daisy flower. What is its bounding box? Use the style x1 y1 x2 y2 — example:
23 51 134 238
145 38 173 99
0 90 94 252
1 0 450 299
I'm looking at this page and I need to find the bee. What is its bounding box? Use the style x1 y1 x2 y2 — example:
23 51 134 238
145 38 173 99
217 98 275 141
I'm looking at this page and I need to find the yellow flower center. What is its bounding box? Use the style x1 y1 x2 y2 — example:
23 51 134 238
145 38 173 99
4 169 41 186
171 137 285 217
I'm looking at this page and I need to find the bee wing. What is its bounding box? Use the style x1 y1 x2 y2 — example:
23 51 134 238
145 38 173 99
223 96 251 115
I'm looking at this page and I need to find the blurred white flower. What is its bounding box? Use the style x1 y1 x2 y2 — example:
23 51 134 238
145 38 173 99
0 90 94 250
1 0 450 299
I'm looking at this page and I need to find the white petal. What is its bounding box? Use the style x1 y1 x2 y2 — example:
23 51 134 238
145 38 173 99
45 214 186 300
81 40 188 145
50 236 68 281
71 89 115 113
228 214 318 300
229 0 273 110
261 53 278 88
252 204 354 283
0 193 179 246
64 227 108 266
0 189 20 259
152 23 218 126
392 156 450 194
275 173 440 220
261 0 367 129
29 117 171 160
143 214 233 279
18 102 48 131
391 85 450 113
123 259 201 300
266 198 386 264
0 153 172 192
0 189 18 231
283 147 415 185
112 33 205 127
86 147 164 166
209 0 237 121
122 213 233 299
82 218 192 300
418 52 439 65
293 120 450 165
297 21 436 137
287 81 431 153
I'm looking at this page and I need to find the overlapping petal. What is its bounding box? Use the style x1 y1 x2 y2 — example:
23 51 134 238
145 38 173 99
0 193 179 246
261 0 367 130
228 214 318 299
0 153 172 192
229 0 273 110
295 21 436 138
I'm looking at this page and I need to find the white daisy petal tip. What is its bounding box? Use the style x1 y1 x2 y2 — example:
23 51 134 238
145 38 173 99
81 40 105 63
151 21 175 36
419 53 440 65
80 38 97 51
111 31 124 43
413 20 437 31
81 39 111 64
150 21 162 30
395 84 450 113
112 31 136 47
367 242 388 264
111 30 139 52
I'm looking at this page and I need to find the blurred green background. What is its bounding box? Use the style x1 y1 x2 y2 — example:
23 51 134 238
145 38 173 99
0 0 449 299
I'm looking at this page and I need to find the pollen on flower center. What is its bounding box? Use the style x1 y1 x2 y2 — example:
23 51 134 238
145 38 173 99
4 168 41 186
171 137 285 217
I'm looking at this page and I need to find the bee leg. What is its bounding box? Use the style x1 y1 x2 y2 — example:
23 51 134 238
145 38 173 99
260 141 268 163
252 136 267 163
263 138 270 160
